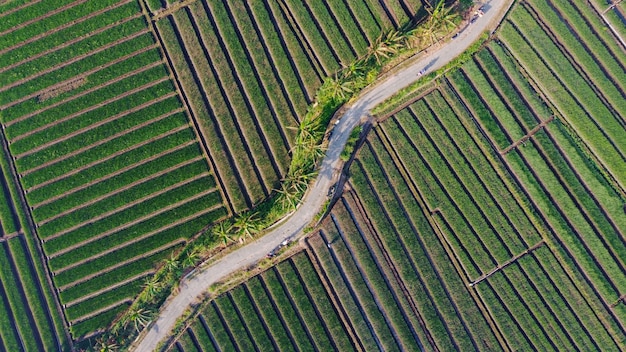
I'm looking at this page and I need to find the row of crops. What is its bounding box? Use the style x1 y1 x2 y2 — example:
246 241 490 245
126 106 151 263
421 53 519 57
0 134 69 350
0 0 229 339
377 85 624 349
168 5 626 345
168 251 355 352
499 0 626 192
155 0 423 213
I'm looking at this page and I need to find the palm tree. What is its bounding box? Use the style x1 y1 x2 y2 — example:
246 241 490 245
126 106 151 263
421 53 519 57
163 255 180 278
95 336 118 352
234 211 261 240
124 306 152 332
321 74 353 101
182 247 201 268
342 59 366 81
420 0 459 46
213 221 234 246
142 276 162 300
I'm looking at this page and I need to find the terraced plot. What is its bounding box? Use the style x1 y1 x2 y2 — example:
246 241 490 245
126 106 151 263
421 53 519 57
155 0 424 213
0 135 69 350
497 0 626 192
0 0 227 338
168 252 355 352
373 89 624 350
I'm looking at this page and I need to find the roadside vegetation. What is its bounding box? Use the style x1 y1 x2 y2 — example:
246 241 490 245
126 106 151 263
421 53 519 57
166 0 626 350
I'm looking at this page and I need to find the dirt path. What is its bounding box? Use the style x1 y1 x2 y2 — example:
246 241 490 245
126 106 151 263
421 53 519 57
133 1 513 350
499 115 554 155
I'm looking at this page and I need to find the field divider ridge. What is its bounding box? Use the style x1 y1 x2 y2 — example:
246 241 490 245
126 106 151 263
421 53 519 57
470 241 546 286
10 80 172 144
43 175 215 243
0 44 158 112
26 128 192 194
0 0 89 38
0 29 151 94
57 240 186 292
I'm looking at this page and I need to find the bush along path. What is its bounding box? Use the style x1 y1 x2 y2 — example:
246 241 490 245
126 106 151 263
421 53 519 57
93 0 514 350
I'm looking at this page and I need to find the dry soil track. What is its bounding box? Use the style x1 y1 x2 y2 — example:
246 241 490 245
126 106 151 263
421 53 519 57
133 1 513 349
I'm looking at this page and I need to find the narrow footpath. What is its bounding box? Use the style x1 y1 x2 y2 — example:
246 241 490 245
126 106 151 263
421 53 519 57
133 1 512 349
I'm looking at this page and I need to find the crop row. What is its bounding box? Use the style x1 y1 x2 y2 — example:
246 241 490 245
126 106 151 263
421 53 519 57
511 5 625 152
393 107 517 270
329 204 427 351
2 46 162 120
378 98 547 346
0 129 70 350
453 43 626 302
174 251 350 351
195 0 291 179
159 10 269 209
17 97 182 176
156 14 250 212
525 0 626 115
0 0 91 38
43 177 220 254
306 233 381 349
9 79 174 152
0 237 63 351
184 0 287 185
445 43 626 341
34 152 203 224
0 1 139 69
352 135 498 350
499 9 626 190
0 30 154 104
2 16 146 82
376 90 622 349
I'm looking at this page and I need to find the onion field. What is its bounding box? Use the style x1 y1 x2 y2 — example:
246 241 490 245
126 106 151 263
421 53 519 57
169 1 626 349
168 252 355 352
155 0 424 213
0 0 227 339
0 131 69 350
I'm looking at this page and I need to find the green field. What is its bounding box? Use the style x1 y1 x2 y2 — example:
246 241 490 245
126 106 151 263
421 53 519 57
167 252 355 352
2 0 626 349
0 0 227 339
155 0 424 213
169 0 626 350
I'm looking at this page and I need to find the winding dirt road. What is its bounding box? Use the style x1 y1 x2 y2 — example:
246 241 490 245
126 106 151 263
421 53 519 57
133 1 512 349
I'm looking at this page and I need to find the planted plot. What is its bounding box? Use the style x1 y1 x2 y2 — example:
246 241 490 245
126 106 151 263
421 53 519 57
0 0 227 338
170 252 351 352
498 4 626 191
439 35 626 345
155 0 422 213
